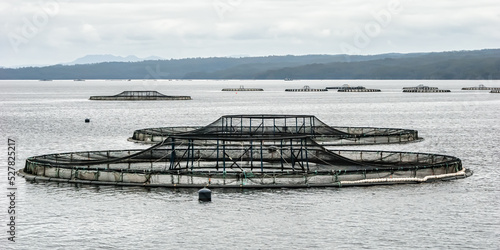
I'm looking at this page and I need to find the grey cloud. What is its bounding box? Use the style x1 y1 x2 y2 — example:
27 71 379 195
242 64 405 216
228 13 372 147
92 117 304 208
1 0 499 67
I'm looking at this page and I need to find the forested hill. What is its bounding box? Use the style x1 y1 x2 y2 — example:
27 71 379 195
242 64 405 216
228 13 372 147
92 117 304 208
1 49 499 80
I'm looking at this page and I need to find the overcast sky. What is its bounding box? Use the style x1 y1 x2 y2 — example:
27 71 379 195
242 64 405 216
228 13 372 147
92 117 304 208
1 0 499 67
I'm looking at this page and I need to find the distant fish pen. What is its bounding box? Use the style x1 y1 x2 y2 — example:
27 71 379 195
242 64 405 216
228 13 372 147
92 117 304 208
129 115 420 145
285 86 327 92
89 91 191 100
403 89 451 93
222 85 264 91
20 132 470 188
403 84 438 90
462 84 500 91
338 88 381 92
403 84 450 93
326 84 365 90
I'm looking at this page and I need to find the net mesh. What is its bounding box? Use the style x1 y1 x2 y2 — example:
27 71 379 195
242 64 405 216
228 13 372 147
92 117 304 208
22 115 469 187
26 135 461 176
130 115 419 145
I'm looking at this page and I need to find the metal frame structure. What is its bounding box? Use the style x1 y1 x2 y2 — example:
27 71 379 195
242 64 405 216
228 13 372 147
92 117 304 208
129 114 420 145
22 133 470 188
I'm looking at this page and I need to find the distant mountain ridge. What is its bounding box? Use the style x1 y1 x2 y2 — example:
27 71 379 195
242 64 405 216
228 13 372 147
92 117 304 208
1 49 499 79
65 54 164 65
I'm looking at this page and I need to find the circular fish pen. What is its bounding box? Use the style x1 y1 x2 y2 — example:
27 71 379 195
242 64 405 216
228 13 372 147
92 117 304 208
403 84 438 90
403 89 451 93
128 114 421 145
462 84 500 91
89 91 191 100
222 85 264 91
337 89 381 92
21 134 470 188
402 85 450 93
326 84 366 90
285 86 327 92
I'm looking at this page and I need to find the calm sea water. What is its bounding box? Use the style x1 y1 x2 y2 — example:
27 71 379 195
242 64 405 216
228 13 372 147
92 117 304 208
1 80 499 249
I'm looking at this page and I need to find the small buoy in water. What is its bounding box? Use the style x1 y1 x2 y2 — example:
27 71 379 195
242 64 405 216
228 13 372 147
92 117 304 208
85 118 90 123
198 187 212 202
